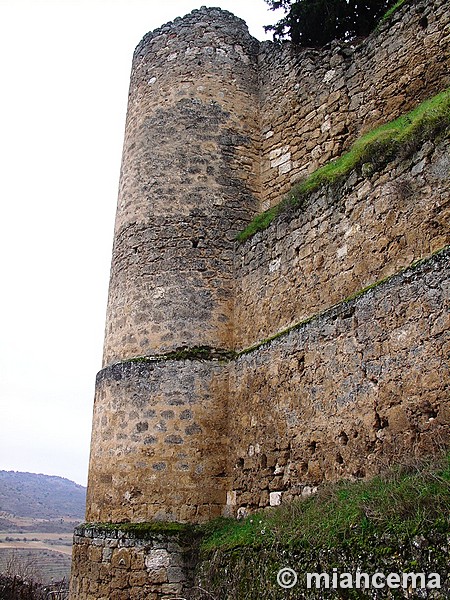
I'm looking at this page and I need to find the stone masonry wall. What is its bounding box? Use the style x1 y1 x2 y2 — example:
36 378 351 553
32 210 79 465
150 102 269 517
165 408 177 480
69 526 196 600
228 247 450 512
89 8 261 529
88 0 450 525
73 3 450 598
86 358 229 524
259 0 450 209
102 7 260 365
235 138 450 349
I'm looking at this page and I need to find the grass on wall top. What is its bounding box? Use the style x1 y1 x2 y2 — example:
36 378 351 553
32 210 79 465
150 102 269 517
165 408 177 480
382 0 409 22
237 86 450 243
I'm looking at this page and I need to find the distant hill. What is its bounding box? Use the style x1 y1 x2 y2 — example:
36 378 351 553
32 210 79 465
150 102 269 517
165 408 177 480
0 471 86 520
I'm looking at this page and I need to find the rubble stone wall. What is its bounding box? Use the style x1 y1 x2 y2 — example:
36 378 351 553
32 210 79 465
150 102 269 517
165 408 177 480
72 2 450 598
86 359 229 524
229 247 450 511
69 525 196 600
259 0 450 209
235 138 450 349
102 7 260 365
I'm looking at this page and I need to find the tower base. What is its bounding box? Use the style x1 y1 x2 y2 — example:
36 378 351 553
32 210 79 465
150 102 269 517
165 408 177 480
69 524 198 600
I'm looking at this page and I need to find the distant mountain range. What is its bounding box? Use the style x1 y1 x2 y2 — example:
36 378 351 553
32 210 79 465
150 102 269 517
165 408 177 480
0 471 86 520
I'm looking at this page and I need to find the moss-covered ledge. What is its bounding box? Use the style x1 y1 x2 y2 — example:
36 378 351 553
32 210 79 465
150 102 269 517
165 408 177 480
70 521 202 599
97 244 449 372
108 346 237 367
75 520 198 541
237 87 450 243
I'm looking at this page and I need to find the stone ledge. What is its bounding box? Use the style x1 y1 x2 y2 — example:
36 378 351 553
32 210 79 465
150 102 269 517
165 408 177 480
100 244 449 374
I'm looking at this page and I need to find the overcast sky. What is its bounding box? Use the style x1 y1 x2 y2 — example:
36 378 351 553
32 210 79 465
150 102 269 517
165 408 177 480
0 0 279 488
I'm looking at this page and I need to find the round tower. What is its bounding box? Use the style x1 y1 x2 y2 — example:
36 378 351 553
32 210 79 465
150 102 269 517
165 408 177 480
86 8 260 523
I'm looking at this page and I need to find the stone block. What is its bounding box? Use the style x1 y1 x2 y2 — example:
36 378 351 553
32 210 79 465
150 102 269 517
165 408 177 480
111 572 129 590
112 548 131 570
167 566 186 583
147 568 168 584
269 491 282 506
129 571 148 587
161 582 183 595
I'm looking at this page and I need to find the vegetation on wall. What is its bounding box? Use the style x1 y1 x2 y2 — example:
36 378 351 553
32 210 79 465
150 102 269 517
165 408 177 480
78 453 450 597
194 452 450 598
237 87 450 242
126 345 236 364
264 0 402 46
200 452 450 552
381 0 409 22
79 520 195 539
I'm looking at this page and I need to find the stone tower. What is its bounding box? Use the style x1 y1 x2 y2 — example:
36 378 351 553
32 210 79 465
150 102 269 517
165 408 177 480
71 1 450 597
85 7 260 524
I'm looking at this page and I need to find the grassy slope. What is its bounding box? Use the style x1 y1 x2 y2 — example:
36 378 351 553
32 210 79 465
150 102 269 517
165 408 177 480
194 455 450 599
200 453 450 553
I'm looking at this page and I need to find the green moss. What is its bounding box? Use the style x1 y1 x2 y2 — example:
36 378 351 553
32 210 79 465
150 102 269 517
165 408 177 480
236 205 281 243
237 312 319 357
80 520 197 539
117 246 449 366
127 346 237 364
237 87 450 243
382 0 409 22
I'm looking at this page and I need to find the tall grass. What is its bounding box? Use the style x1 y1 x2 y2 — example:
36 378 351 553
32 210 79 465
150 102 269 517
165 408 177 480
382 0 409 23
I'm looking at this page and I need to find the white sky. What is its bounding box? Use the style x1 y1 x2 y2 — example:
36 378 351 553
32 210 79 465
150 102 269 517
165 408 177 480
0 0 279 487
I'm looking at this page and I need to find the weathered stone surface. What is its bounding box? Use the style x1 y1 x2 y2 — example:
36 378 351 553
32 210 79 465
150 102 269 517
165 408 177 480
86 359 229 524
72 2 450 598
258 0 449 209
69 528 193 600
102 6 260 365
229 249 450 510
235 138 450 348
86 0 450 528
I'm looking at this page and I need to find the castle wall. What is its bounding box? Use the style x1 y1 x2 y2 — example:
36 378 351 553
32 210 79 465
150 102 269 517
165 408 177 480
86 359 229 524
259 0 450 210
102 8 260 365
71 3 450 598
69 525 196 600
229 247 450 511
235 138 450 349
